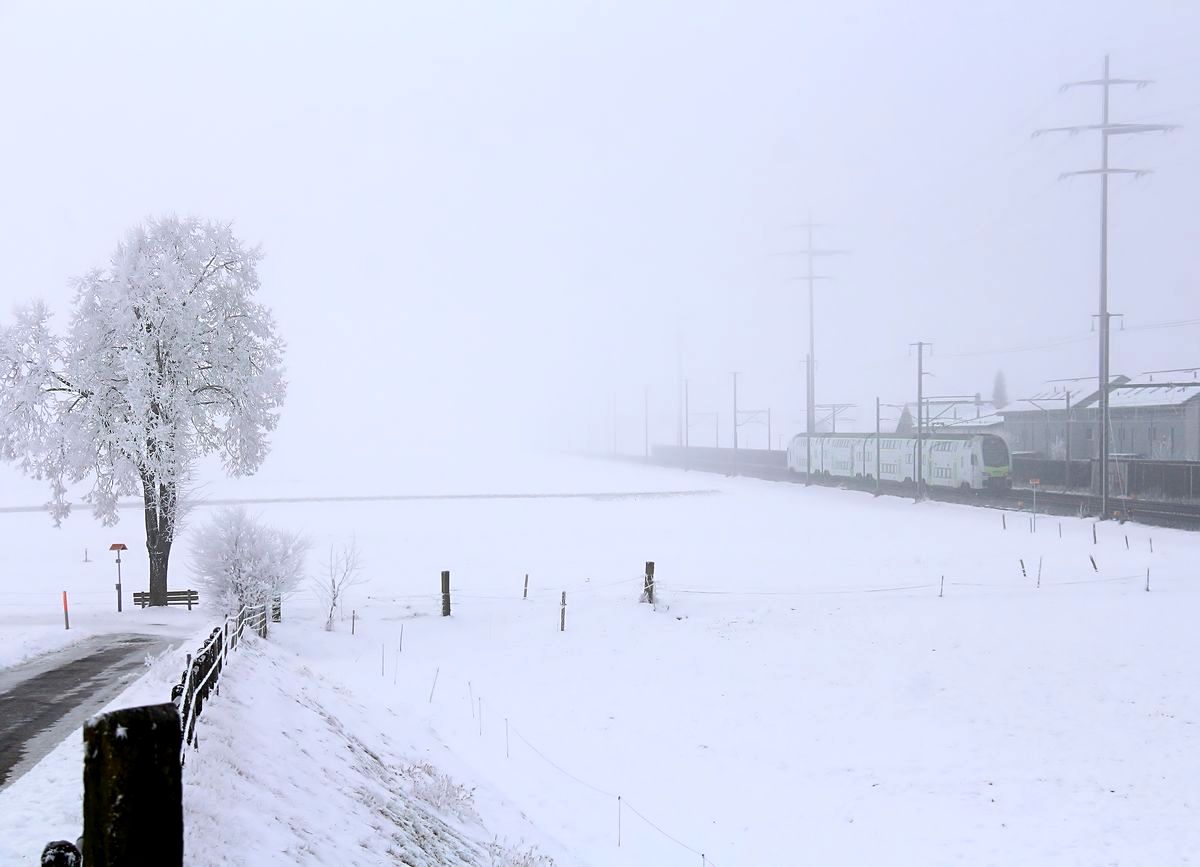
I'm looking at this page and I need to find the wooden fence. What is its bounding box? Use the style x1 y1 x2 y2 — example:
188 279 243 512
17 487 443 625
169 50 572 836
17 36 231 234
171 601 268 754
42 598 274 866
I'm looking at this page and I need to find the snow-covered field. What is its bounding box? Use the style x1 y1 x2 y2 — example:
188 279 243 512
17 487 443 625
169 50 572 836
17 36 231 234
2 453 1198 865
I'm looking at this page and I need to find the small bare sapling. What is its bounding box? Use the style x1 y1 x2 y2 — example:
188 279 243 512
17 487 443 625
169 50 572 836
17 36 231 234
315 538 367 631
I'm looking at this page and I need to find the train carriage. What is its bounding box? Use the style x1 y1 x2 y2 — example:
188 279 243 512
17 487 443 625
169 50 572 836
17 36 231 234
786 432 1011 491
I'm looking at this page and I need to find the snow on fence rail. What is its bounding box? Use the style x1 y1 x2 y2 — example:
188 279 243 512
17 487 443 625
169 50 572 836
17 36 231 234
172 600 271 756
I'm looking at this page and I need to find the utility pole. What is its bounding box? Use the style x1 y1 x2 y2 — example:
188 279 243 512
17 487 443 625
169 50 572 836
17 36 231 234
643 386 649 460
683 378 690 449
800 357 813 485
675 329 684 448
1035 55 1175 519
910 342 931 499
611 393 618 456
793 223 847 487
875 397 882 496
1064 389 1072 490
731 372 740 475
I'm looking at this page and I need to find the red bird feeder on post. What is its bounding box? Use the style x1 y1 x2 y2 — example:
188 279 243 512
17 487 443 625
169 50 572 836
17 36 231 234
110 543 128 613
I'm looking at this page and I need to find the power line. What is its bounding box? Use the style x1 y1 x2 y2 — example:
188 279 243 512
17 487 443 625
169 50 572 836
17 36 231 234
814 402 856 433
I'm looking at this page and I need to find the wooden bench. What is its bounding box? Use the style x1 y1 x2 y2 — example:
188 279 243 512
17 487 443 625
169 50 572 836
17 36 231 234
132 590 199 610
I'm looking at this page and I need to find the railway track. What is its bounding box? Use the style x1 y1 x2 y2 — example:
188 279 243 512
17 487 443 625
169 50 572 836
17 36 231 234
636 449 1200 531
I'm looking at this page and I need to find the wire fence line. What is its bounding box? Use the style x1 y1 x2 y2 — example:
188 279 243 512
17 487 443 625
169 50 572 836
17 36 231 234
446 675 722 866
352 556 1165 863
359 565 1163 614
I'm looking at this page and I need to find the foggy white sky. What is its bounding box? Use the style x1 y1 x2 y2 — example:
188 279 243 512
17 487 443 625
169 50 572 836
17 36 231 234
0 0 1196 479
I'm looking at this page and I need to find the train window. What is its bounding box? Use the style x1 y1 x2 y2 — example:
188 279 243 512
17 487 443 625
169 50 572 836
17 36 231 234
981 436 1009 467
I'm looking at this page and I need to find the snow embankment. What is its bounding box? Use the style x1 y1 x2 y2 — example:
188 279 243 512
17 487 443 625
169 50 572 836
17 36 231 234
181 627 567 866
0 626 568 866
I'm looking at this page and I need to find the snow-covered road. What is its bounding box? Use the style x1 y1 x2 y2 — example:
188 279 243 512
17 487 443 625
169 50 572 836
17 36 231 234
0 634 172 790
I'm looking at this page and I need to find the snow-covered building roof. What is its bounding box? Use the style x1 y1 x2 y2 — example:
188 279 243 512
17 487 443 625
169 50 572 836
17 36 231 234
936 412 1005 430
997 373 1199 413
1107 378 1200 410
1003 377 1128 413
910 397 997 424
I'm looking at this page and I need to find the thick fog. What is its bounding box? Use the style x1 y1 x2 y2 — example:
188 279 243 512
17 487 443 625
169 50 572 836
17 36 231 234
0 0 1195 486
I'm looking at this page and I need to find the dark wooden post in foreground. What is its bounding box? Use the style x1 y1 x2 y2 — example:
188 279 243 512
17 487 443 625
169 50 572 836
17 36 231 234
641 561 655 605
441 570 451 616
83 703 183 867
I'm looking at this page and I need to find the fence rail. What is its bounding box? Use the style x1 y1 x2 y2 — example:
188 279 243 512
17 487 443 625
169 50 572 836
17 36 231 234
171 600 269 756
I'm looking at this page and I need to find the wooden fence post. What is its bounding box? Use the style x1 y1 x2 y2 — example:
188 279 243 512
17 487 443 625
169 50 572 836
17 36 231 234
642 561 655 605
83 703 183 867
441 570 451 617
560 591 566 632
523 574 529 600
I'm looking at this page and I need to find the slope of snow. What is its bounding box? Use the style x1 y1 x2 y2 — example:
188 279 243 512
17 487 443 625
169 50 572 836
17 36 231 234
182 630 570 866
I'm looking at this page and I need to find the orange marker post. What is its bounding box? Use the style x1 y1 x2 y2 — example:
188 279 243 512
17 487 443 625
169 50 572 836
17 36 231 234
63 590 70 630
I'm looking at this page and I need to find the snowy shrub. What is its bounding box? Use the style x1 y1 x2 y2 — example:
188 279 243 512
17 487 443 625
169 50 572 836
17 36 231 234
399 762 477 822
191 507 310 612
485 840 556 867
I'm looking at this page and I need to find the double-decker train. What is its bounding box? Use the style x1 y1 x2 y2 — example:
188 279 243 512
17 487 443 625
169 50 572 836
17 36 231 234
785 432 1012 491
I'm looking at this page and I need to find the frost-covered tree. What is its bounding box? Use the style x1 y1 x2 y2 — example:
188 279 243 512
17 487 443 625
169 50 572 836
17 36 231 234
895 406 914 434
191 508 309 613
992 370 1009 409
0 217 286 605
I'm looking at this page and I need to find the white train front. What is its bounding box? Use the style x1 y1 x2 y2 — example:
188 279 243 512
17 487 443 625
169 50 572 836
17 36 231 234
786 433 1012 490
